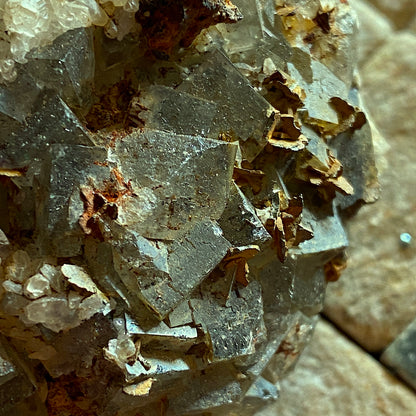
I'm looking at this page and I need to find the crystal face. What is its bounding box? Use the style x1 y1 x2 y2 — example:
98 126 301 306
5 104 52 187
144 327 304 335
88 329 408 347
0 1 378 415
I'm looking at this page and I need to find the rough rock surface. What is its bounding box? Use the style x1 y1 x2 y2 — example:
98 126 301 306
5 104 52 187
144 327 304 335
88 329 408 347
409 14 416 33
350 0 394 66
361 33 416 138
256 320 416 416
365 0 416 29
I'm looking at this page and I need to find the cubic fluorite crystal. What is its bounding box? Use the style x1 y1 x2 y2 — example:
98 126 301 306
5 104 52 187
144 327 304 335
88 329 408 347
0 1 378 415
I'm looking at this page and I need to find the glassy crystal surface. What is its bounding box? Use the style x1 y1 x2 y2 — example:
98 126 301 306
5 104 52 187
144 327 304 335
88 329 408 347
178 49 276 162
133 85 217 137
111 129 236 240
0 337 35 413
191 281 265 360
219 183 271 247
25 27 95 113
0 1 377 414
37 144 108 256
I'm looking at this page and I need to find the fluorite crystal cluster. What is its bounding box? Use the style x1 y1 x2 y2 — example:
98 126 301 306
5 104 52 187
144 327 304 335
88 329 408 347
0 1 378 415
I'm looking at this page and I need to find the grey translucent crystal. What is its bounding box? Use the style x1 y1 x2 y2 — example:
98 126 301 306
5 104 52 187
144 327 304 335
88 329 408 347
112 219 231 319
112 129 237 240
178 49 276 162
135 85 218 137
190 281 266 360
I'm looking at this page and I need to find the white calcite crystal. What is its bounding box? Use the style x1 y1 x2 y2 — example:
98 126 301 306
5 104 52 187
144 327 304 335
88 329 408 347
2 279 23 295
23 273 51 299
19 263 112 332
1 0 108 81
0 1 378 415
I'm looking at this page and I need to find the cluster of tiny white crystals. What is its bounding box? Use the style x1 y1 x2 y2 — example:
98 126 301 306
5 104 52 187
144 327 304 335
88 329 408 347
0 0 140 83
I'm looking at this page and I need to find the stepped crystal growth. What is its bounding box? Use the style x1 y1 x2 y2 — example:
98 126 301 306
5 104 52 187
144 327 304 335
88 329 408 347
0 1 378 415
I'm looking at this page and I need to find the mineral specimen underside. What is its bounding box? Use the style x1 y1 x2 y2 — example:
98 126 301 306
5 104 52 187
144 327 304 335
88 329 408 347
0 0 378 415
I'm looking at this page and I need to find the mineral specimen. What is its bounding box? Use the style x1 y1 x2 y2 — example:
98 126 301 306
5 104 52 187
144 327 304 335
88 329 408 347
0 0 378 415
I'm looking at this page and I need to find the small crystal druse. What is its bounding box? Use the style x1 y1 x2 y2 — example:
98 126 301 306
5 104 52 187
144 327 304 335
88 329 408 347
0 1 378 415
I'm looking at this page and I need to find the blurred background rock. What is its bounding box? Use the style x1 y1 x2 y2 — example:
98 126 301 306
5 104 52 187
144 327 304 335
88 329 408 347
258 0 416 414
